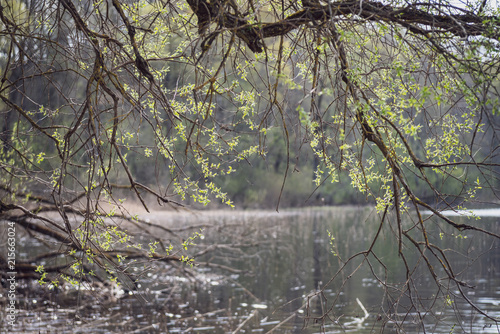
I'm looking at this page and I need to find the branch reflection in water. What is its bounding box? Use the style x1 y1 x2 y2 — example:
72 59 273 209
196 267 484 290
5 206 500 333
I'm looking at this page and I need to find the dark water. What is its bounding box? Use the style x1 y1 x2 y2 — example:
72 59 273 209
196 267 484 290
2 206 500 333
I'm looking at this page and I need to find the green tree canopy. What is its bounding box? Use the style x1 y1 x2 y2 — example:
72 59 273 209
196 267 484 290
1 0 500 330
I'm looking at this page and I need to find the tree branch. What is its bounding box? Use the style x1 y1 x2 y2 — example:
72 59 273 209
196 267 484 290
187 0 498 54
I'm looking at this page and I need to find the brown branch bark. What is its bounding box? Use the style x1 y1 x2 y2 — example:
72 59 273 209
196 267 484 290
186 0 498 54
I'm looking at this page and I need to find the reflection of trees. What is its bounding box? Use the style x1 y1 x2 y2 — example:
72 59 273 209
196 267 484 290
303 208 500 332
312 216 322 291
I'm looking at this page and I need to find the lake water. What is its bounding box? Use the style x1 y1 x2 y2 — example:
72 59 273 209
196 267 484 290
2 206 500 333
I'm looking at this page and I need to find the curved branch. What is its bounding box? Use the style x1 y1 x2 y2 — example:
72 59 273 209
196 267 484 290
187 0 499 54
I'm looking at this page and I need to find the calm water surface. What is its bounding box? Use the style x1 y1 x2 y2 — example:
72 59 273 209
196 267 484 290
2 206 499 333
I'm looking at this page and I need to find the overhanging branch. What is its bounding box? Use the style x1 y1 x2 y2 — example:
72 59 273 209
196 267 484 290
186 0 499 53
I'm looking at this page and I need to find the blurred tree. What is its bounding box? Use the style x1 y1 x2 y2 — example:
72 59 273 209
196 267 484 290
1 0 500 330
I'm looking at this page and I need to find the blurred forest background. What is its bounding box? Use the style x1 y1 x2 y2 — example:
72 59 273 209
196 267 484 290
2 0 499 211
